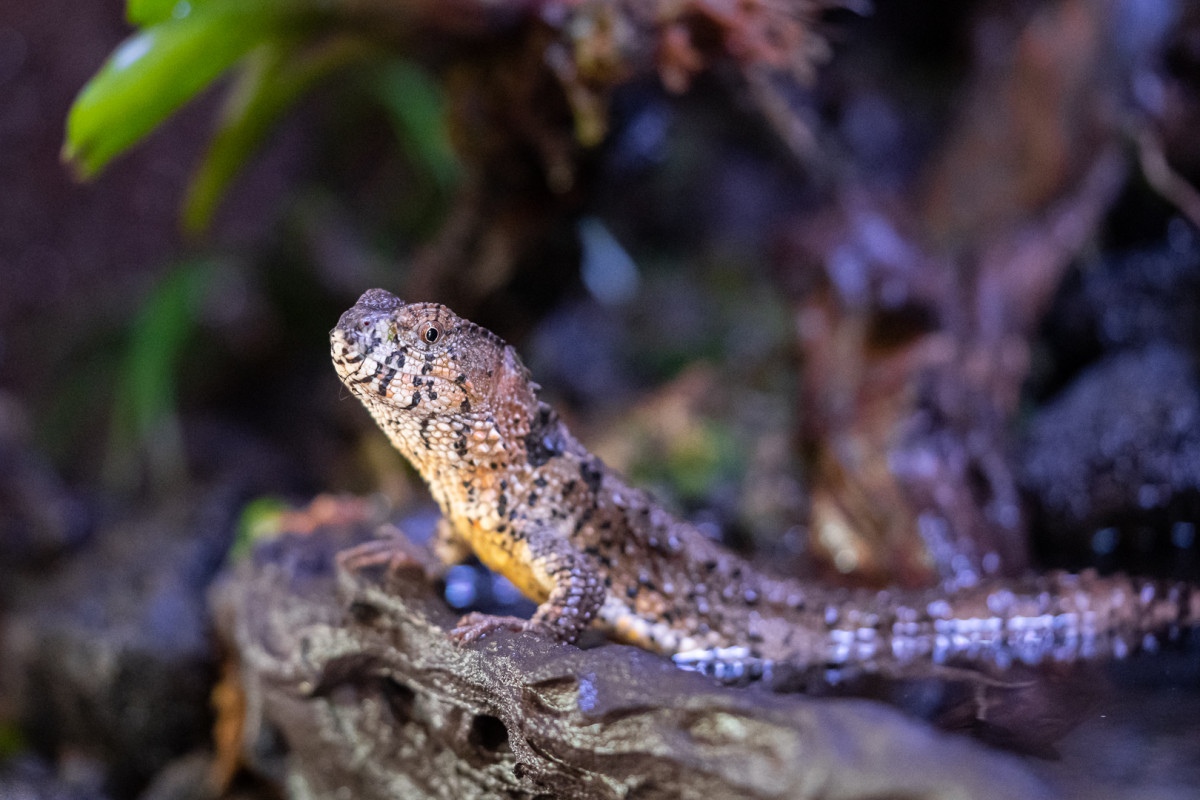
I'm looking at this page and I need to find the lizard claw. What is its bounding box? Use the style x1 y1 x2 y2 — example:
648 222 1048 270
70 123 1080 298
450 612 536 644
336 537 421 576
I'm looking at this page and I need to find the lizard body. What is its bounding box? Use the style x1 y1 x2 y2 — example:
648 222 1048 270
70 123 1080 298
331 289 1200 677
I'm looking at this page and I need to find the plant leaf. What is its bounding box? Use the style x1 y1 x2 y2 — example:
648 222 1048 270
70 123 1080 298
127 0 196 26
63 5 284 178
110 260 214 453
370 60 461 196
183 35 373 233
230 495 290 561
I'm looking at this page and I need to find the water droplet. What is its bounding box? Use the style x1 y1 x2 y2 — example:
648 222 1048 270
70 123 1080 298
444 564 477 608
1172 521 1195 549
1091 527 1119 556
112 33 154 71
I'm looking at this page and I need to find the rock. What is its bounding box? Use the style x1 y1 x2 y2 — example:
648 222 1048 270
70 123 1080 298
1021 345 1200 568
0 754 111 800
0 486 242 796
0 391 91 579
135 753 219 800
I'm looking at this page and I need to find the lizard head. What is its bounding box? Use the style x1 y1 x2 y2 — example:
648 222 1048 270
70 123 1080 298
331 289 539 464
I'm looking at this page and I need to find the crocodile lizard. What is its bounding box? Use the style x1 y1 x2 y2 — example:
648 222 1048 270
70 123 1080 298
331 288 1200 679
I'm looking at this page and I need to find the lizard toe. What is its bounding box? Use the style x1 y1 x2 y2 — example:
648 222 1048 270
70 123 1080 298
450 613 531 644
336 538 422 576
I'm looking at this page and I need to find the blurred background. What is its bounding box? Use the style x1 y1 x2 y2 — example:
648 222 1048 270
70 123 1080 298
3 0 1200 798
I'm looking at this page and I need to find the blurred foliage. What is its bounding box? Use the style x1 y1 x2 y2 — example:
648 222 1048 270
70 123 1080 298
0 723 26 760
182 34 371 233
369 60 461 199
65 0 294 177
64 0 460 232
634 419 743 503
62 0 465 486
107 260 217 486
230 495 291 561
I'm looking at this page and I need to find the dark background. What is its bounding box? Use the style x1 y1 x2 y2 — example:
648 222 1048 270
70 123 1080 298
3 1 1200 798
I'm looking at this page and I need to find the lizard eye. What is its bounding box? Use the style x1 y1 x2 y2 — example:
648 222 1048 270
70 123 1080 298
421 322 443 344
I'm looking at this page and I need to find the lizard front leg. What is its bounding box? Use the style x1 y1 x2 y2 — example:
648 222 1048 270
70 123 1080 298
336 522 439 575
452 530 605 645
338 518 467 578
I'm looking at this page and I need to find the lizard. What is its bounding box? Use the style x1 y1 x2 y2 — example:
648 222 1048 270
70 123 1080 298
330 288 1200 680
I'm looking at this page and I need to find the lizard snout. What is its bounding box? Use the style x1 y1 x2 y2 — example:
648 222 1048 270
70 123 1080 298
335 288 404 337
354 287 404 312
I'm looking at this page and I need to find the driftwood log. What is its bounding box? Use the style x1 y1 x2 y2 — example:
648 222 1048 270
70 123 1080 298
211 512 1063 800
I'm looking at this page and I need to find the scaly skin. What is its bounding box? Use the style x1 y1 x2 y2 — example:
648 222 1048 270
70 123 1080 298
331 289 1200 678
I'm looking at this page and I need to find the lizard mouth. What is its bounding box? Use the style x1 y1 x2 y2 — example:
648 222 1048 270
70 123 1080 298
330 312 421 400
330 289 406 378
329 326 373 385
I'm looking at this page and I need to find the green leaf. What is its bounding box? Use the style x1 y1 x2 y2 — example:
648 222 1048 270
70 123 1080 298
0 722 26 760
370 60 461 195
107 260 215 484
115 261 210 440
127 0 196 26
127 0 298 26
64 5 284 178
230 495 291 561
183 35 373 233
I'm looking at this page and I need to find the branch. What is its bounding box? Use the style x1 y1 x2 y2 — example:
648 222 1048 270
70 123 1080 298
211 515 1059 800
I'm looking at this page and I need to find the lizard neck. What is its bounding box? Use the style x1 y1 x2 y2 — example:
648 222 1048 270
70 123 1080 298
378 396 585 538
427 447 538 535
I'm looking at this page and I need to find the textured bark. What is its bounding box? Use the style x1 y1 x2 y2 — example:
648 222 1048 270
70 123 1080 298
212 517 1061 800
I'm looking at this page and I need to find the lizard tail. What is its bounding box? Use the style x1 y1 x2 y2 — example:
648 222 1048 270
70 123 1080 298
900 570 1200 668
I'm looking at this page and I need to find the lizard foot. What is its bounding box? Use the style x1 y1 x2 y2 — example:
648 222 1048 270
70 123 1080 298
336 537 421 576
451 612 540 644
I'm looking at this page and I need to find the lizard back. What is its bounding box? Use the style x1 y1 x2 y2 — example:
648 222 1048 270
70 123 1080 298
332 289 1200 677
